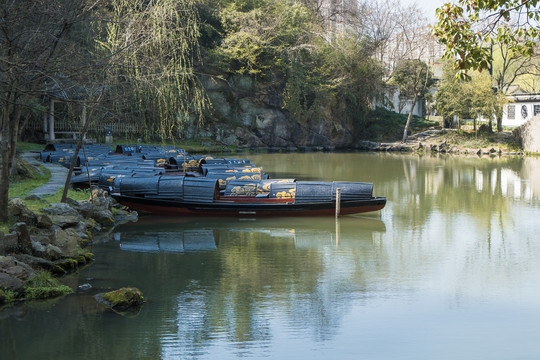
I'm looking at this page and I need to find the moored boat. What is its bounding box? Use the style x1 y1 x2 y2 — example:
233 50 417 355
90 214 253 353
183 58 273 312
110 176 386 216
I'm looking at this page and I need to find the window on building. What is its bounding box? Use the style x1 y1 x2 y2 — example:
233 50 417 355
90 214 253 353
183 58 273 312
508 105 515 120
534 105 540 116
521 105 528 119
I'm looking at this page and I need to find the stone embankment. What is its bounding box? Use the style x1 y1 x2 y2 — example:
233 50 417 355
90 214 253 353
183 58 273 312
357 129 522 156
0 188 138 305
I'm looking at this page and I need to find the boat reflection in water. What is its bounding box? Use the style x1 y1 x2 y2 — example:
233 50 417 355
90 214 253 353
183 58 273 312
114 229 217 253
112 215 386 253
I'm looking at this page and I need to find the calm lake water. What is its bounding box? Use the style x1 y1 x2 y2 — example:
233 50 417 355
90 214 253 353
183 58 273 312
1 152 540 360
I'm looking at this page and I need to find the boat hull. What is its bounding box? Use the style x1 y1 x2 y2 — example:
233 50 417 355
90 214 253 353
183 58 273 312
112 194 387 217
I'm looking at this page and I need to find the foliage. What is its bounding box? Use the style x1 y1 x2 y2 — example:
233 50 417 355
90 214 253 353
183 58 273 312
0 0 98 222
283 37 383 126
209 0 314 76
0 288 18 303
95 0 210 140
435 63 506 129
202 0 384 129
391 59 434 141
492 42 540 94
392 60 434 101
433 0 540 79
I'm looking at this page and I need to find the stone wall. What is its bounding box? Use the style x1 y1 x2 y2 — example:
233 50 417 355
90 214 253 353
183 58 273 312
518 115 540 153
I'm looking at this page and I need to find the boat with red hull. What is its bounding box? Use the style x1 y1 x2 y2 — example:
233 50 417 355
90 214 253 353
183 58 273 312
110 176 386 217
112 193 387 216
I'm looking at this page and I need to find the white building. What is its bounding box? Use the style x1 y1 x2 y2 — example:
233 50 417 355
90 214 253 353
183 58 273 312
502 93 540 127
384 85 424 117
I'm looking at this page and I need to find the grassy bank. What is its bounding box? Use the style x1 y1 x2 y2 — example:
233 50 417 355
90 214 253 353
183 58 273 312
432 129 520 152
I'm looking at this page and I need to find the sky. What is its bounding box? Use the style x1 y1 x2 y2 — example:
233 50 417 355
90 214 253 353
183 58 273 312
404 0 450 20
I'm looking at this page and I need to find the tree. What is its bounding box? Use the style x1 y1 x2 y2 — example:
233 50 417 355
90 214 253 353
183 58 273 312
96 0 209 140
392 59 434 142
435 63 505 131
433 0 540 79
435 67 470 129
469 73 506 132
0 0 100 222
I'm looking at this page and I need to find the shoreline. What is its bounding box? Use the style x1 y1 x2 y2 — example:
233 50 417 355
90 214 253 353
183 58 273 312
0 188 138 309
175 129 527 156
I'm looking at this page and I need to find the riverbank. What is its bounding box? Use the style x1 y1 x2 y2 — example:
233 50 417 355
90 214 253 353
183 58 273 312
0 183 138 307
356 128 523 156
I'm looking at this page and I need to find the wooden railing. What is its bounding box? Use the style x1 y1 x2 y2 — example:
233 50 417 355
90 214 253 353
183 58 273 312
25 118 139 136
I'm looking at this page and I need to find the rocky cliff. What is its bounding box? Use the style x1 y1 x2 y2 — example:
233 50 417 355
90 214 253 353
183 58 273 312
181 75 356 148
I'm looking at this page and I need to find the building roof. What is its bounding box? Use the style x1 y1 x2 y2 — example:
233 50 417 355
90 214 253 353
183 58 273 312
508 93 540 103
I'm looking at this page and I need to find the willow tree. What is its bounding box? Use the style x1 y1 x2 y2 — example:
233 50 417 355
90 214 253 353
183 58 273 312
0 0 100 222
96 0 209 140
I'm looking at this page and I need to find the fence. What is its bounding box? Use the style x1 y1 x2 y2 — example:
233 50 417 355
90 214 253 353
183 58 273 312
25 117 140 138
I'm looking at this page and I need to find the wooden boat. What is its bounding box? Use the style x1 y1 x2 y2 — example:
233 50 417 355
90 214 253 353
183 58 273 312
110 176 386 216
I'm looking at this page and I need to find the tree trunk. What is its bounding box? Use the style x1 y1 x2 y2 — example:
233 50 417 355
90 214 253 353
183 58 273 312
497 114 503 132
402 94 418 143
61 93 102 203
0 142 10 223
0 102 21 222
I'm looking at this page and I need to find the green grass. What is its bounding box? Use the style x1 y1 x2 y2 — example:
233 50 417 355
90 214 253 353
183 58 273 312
8 165 51 198
26 271 59 287
24 271 73 299
17 142 45 152
362 108 439 141
439 130 494 148
437 129 519 150
23 188 91 213
25 286 73 300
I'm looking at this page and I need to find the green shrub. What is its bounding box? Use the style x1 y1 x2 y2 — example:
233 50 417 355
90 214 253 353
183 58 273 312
26 271 58 288
0 288 18 303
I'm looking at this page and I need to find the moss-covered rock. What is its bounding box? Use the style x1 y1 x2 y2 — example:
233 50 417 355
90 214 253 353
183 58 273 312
76 255 87 266
98 287 145 311
55 258 78 272
79 251 95 262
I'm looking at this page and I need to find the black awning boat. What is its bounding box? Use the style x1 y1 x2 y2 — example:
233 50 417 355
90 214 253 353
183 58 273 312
110 176 386 216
